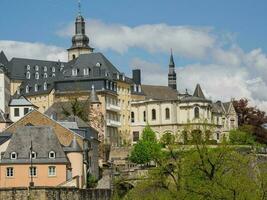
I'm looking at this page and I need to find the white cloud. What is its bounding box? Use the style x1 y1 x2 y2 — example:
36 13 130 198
58 19 215 58
0 40 67 61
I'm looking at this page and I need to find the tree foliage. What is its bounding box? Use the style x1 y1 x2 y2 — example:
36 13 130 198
229 127 256 145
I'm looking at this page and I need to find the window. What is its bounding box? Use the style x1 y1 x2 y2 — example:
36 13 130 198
24 108 29 115
133 131 139 142
30 151 37 159
131 112 135 123
27 65 31 70
34 84 38 92
29 167 37 177
44 82 47 91
44 66 47 72
48 166 56 176
106 81 109 89
143 111 146 122
35 72 39 80
35 65 39 71
165 108 170 120
49 151 56 159
84 68 89 76
52 67 55 73
14 108 19 117
26 85 29 93
26 71 31 79
152 109 156 120
72 54 76 60
44 73 47 78
10 152 17 159
6 167 14 177
72 68 78 76
194 107 200 119
216 132 220 140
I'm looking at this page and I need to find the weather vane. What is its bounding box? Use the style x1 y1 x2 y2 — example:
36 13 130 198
78 0 81 15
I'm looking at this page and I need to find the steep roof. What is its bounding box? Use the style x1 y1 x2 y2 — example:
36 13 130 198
0 132 12 145
63 136 83 152
1 126 69 164
141 85 178 100
193 84 205 99
9 95 36 107
0 51 8 67
0 110 12 123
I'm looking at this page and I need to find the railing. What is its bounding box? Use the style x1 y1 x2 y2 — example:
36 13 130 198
106 104 121 112
107 119 121 127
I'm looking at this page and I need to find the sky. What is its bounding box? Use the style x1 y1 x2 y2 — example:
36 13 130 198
1 0 267 110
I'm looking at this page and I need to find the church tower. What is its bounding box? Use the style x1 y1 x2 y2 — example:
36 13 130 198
168 50 177 90
67 0 94 61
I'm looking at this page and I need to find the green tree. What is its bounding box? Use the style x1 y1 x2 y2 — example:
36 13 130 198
229 128 256 145
160 132 175 147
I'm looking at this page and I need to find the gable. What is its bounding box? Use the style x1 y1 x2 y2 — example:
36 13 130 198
3 110 83 147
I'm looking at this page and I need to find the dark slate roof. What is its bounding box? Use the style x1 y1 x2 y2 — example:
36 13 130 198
0 132 12 145
63 136 83 152
141 85 178 100
0 51 8 67
62 115 90 128
193 84 205 98
211 102 224 113
1 126 69 164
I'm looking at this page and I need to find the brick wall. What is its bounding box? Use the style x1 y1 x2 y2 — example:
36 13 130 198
0 187 111 200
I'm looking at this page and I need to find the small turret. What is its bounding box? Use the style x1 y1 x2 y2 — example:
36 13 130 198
168 49 177 90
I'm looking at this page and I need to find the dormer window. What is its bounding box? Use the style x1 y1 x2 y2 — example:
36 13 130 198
84 68 89 76
49 151 56 159
72 68 78 76
26 72 31 79
96 62 101 67
30 151 37 159
26 65 30 70
44 73 47 79
44 66 47 72
35 65 39 71
35 72 39 80
44 82 47 91
34 84 38 92
11 152 17 160
26 85 29 93
52 67 55 73
52 73 55 77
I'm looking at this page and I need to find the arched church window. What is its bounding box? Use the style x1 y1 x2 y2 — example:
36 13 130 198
194 107 200 119
152 109 156 120
165 108 170 120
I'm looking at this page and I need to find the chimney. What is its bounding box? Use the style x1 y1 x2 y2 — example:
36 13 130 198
132 69 141 85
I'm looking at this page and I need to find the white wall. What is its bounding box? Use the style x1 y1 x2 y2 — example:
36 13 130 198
0 73 10 113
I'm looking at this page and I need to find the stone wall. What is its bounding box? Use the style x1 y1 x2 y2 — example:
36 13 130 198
0 187 111 200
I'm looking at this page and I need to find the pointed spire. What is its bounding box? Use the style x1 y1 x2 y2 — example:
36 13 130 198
0 51 8 66
78 0 81 16
193 84 205 99
89 85 100 104
169 48 175 67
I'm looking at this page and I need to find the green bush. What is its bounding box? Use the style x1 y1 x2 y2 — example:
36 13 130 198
229 129 256 145
160 132 175 147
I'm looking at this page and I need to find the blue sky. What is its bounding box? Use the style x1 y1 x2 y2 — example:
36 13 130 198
1 0 267 110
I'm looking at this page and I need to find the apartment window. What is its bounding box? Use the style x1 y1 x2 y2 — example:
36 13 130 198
133 131 139 142
24 108 29 115
35 65 39 71
44 66 47 72
131 112 135 123
10 152 17 159
35 72 39 80
6 167 14 177
48 166 56 176
29 167 37 177
52 67 55 73
194 107 200 119
143 111 146 122
165 108 170 120
49 151 56 159
44 73 48 78
152 109 156 120
26 71 31 79
14 108 19 117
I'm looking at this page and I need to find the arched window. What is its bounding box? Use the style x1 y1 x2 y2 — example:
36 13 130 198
152 109 156 120
44 73 47 78
49 151 56 159
165 108 170 120
10 152 17 159
27 65 31 70
131 112 135 123
26 71 31 79
26 85 29 93
44 66 47 72
35 65 39 71
35 72 39 80
72 54 76 60
84 68 89 76
143 111 146 122
194 107 200 118
30 151 37 159
34 84 38 92
44 82 47 91
52 67 55 73
72 68 78 76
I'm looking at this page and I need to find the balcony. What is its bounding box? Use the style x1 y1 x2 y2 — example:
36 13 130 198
107 119 121 127
106 104 121 112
